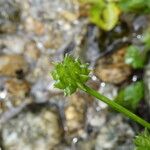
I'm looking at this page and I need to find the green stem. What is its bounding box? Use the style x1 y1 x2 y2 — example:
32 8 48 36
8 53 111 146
78 84 150 129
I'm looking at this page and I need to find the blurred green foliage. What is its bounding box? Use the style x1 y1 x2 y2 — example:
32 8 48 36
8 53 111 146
125 29 150 69
134 129 150 150
89 2 120 31
79 0 120 31
143 29 150 48
115 81 144 111
125 46 146 69
119 0 150 13
79 0 150 30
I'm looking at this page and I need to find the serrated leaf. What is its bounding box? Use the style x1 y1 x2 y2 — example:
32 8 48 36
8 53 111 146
134 129 150 150
51 54 90 96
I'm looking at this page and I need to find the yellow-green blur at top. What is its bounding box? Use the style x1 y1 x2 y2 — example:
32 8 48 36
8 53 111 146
79 0 120 31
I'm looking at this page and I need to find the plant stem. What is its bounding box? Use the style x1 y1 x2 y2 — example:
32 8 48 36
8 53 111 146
79 84 150 129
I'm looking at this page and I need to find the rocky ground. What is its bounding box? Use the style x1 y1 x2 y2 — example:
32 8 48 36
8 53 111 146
0 0 150 150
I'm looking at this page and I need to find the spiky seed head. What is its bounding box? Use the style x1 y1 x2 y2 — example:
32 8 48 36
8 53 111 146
51 54 90 95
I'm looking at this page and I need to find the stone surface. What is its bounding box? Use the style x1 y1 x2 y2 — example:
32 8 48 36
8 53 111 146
24 40 41 64
64 93 87 140
0 0 140 149
5 78 30 99
1 106 63 150
76 140 95 150
94 48 132 84
0 35 27 54
0 55 28 78
0 0 20 33
43 29 63 50
0 78 31 114
24 17 45 35
95 115 135 150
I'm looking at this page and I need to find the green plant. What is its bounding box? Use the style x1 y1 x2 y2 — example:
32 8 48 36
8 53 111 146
118 0 150 13
124 28 150 69
79 0 150 31
51 55 90 96
134 129 150 150
125 45 146 69
115 81 144 111
51 54 150 129
79 0 120 31
142 28 150 49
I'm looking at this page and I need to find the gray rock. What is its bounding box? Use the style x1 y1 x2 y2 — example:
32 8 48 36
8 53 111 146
95 115 135 150
0 0 20 33
76 140 95 150
64 93 88 142
0 35 27 54
5 78 30 99
0 78 30 115
0 55 29 78
31 78 52 102
94 48 132 84
24 40 41 64
1 106 63 150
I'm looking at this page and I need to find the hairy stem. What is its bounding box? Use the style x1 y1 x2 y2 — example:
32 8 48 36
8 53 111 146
79 83 150 129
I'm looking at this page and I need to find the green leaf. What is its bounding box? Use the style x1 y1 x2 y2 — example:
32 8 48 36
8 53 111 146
51 54 90 96
79 0 104 5
89 2 120 31
119 0 150 13
142 29 150 49
115 81 144 111
134 129 150 150
125 45 146 69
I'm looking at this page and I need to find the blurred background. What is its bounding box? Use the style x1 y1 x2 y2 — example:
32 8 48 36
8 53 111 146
0 0 150 149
